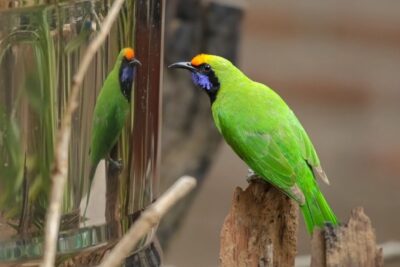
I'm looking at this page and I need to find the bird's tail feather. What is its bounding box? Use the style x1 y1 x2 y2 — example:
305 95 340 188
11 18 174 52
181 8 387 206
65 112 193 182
300 188 338 234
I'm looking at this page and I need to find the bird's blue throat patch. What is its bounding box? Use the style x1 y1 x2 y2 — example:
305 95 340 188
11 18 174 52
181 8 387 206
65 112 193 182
191 72 213 91
121 65 134 85
119 64 135 101
190 69 220 103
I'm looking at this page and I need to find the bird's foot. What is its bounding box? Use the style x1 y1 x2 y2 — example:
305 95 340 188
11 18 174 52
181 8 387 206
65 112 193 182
247 168 256 178
108 157 123 171
247 175 265 183
246 169 264 183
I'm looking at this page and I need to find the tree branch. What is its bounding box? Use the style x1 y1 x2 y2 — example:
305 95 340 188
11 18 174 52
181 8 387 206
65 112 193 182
40 0 127 266
96 176 197 267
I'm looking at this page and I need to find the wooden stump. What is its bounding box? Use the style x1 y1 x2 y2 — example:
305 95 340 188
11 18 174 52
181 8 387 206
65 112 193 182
311 207 383 267
219 181 298 267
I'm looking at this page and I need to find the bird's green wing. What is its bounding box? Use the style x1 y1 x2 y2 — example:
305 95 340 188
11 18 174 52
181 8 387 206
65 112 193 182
289 114 330 184
218 111 306 204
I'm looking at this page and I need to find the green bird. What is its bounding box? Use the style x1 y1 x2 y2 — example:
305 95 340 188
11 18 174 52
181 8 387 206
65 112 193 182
169 54 338 233
85 48 141 214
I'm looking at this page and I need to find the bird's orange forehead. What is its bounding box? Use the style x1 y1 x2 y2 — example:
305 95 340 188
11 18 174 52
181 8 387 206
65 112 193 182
123 48 135 60
191 54 210 66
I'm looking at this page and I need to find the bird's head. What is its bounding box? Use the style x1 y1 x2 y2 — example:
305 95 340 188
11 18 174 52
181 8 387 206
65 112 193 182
169 54 234 103
118 47 141 101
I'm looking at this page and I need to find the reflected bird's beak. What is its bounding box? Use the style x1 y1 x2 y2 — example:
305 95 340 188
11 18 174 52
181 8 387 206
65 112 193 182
130 58 142 66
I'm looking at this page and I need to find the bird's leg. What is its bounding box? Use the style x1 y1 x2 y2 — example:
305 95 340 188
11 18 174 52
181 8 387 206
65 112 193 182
107 155 123 171
246 168 264 183
247 168 256 178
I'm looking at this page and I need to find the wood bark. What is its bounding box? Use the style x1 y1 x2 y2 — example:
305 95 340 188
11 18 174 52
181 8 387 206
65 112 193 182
311 207 383 267
219 181 298 267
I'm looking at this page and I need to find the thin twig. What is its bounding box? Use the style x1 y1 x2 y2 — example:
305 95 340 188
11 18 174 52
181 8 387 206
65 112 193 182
40 0 127 266
96 176 197 267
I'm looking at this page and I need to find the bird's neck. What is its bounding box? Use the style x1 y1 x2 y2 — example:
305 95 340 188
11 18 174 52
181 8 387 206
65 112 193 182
211 68 252 105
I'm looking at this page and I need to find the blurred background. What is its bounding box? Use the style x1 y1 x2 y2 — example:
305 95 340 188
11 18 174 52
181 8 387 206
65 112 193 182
1 0 399 265
161 0 400 266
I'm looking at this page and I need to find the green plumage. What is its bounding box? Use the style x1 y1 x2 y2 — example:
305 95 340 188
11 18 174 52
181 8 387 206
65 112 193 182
89 55 130 166
84 49 132 214
198 55 338 233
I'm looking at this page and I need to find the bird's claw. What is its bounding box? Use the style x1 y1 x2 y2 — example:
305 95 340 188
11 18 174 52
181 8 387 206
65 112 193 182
247 175 264 183
246 168 262 183
108 157 123 171
247 168 256 178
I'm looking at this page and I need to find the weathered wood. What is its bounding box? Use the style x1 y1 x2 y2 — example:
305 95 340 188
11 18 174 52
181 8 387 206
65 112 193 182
311 207 383 267
219 181 298 267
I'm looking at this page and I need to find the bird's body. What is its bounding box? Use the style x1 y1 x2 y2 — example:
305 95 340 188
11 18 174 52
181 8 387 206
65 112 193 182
170 54 338 233
89 66 130 167
84 48 140 215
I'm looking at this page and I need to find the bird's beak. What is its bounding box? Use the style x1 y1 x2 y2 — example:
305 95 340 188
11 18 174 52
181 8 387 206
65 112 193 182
168 61 197 72
130 58 142 66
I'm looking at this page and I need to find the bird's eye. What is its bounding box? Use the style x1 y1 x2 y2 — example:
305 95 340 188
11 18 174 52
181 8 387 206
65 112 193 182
203 64 211 72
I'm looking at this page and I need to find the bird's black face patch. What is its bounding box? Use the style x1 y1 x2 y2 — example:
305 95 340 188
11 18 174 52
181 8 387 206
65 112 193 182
119 59 136 101
191 64 220 103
